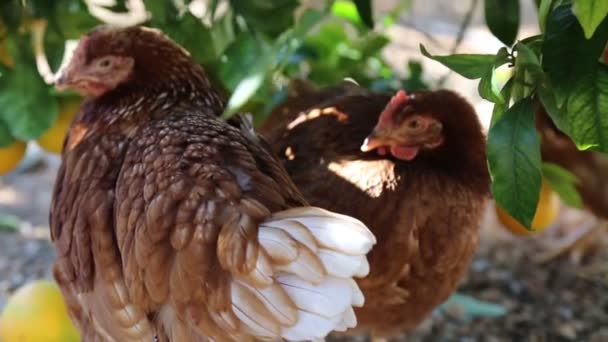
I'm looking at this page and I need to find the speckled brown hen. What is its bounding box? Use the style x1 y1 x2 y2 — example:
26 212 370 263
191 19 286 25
50 26 376 342
261 81 491 339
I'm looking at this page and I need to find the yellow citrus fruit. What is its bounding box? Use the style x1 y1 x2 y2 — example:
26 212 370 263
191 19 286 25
36 98 81 154
0 280 80 342
496 180 560 236
0 141 26 175
0 39 14 69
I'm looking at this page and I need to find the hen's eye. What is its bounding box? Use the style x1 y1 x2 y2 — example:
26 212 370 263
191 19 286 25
98 58 113 68
408 119 421 129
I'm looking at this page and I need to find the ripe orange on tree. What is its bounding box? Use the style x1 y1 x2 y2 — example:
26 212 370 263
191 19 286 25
496 180 560 236
0 140 26 175
36 97 81 154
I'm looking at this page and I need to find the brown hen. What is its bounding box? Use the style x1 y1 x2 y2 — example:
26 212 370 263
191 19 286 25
261 81 490 338
534 104 608 262
50 26 376 342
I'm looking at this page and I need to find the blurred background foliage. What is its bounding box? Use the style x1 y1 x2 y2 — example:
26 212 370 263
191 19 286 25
0 0 607 231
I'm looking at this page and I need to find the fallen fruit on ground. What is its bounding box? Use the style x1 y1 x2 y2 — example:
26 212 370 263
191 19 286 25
36 97 81 154
0 280 80 342
496 180 560 236
0 141 26 175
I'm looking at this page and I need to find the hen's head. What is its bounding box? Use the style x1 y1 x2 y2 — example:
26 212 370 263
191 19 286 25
55 25 198 98
361 89 485 162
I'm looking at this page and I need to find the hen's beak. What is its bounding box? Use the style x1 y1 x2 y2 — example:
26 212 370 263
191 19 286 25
54 71 72 91
360 127 389 152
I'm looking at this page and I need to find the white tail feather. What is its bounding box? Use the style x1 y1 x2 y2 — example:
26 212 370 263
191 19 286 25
230 206 376 341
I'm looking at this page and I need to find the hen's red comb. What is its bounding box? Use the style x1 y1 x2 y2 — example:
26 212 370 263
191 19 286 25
378 90 408 126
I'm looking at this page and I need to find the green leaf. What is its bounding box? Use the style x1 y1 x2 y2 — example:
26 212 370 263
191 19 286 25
0 120 15 148
354 0 374 29
542 4 608 106
478 48 511 104
143 0 171 24
512 42 543 101
222 72 265 118
537 83 569 133
420 45 496 79
484 0 520 46
542 162 583 208
163 12 219 65
478 66 504 104
515 42 543 81
230 0 299 37
572 0 608 38
49 0 99 39
487 97 542 229
565 64 608 151
332 1 363 26
293 8 325 37
538 0 553 32
491 77 514 127
0 62 58 140
218 33 273 90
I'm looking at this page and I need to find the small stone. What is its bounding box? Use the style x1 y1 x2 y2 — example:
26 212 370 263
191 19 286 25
557 324 577 340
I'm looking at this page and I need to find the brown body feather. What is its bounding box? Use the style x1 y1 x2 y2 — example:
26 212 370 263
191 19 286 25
261 81 490 337
51 27 375 341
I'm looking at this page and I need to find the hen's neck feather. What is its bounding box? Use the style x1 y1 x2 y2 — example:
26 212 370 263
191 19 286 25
79 58 226 134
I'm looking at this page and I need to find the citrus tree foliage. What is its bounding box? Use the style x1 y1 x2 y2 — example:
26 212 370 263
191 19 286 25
423 0 608 228
0 0 424 140
0 0 606 229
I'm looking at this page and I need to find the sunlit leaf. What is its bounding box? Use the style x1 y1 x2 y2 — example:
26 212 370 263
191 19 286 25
478 48 511 103
487 97 542 229
542 162 583 208
223 72 265 118
572 0 608 38
490 77 514 127
478 66 504 104
484 0 520 46
332 1 363 26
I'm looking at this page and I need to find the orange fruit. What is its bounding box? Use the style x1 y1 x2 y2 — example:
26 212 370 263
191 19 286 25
0 280 80 342
36 97 81 154
496 180 560 236
0 140 26 175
